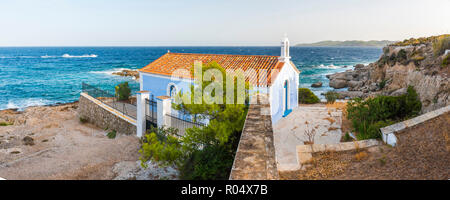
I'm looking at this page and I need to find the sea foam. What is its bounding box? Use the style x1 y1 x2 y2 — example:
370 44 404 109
3 98 54 111
62 54 98 58
316 64 344 69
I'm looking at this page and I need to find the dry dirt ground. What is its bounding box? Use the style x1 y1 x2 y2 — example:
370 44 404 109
0 103 140 180
280 113 449 180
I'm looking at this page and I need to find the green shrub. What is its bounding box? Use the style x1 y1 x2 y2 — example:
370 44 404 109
107 130 117 139
379 79 387 89
356 120 394 140
324 91 338 104
343 132 352 142
412 55 425 61
0 122 13 126
397 49 408 64
140 130 183 168
115 82 131 101
346 86 421 140
433 35 450 56
388 54 397 65
79 116 88 123
180 145 233 180
442 54 449 67
298 88 320 104
401 86 422 117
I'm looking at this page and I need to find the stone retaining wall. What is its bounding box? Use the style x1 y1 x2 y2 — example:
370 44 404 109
380 105 450 146
229 94 279 180
296 139 381 165
78 93 137 135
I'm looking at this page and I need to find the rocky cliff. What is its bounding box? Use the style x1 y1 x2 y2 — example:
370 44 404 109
327 35 450 113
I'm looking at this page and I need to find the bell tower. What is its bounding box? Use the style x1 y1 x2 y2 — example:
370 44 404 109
280 34 291 62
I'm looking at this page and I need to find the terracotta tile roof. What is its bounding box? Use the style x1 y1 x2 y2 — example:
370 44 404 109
139 52 291 86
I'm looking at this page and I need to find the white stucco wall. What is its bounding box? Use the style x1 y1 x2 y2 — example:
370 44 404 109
269 62 299 124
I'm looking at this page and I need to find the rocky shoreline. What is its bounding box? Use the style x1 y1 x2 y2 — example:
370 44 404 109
112 69 139 80
327 35 449 113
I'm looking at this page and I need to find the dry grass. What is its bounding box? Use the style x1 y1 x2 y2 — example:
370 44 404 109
354 151 368 161
323 117 336 124
328 127 339 131
325 101 347 110
280 150 353 180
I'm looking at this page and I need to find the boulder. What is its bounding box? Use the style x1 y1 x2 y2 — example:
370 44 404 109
354 64 365 69
369 83 378 91
335 91 365 99
330 72 348 80
347 81 363 89
329 79 348 89
390 88 407 96
311 82 323 88
23 136 34 146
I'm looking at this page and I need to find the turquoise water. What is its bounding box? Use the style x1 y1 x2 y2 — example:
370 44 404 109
0 47 382 110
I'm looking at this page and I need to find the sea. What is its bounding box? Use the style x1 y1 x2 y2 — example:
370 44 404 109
0 46 382 111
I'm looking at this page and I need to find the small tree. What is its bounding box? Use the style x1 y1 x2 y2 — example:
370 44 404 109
140 62 249 180
303 121 317 145
298 88 320 104
115 82 131 101
324 91 338 104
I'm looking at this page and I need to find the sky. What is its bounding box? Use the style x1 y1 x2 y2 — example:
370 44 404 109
0 0 449 46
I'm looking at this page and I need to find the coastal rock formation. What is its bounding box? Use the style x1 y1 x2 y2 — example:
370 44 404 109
311 82 323 88
327 35 450 113
112 69 140 80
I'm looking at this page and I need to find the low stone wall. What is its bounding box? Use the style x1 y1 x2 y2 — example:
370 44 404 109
229 94 279 180
78 93 137 135
296 139 381 165
380 105 450 146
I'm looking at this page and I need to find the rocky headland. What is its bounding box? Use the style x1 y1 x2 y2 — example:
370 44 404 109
112 69 140 80
327 35 450 113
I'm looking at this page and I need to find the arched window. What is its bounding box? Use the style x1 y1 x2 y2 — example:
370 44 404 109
169 85 177 97
167 83 178 98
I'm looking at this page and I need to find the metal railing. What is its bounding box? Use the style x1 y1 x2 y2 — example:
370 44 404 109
82 82 137 119
145 96 157 127
165 113 206 136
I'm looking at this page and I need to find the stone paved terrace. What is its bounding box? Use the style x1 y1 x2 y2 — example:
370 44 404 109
229 94 279 180
273 104 343 171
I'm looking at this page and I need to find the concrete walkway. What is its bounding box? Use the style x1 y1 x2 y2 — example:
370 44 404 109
273 104 343 171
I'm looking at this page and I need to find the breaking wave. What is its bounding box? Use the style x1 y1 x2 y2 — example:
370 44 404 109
2 98 55 111
39 54 98 58
315 64 347 69
62 54 98 58
41 55 56 58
